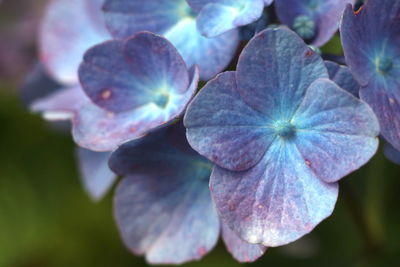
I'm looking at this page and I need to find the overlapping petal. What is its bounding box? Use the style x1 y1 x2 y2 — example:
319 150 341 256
292 79 379 183
211 141 339 247
103 0 239 80
194 0 265 37
39 0 109 84
31 86 88 121
79 33 189 113
74 32 198 152
341 0 400 151
325 61 359 97
275 0 353 46
185 72 275 171
110 124 219 264
76 148 116 201
236 26 328 121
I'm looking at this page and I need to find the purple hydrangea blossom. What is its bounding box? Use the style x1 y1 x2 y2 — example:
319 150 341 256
184 27 379 246
74 32 199 152
109 123 266 264
275 0 354 46
341 0 400 152
103 0 239 80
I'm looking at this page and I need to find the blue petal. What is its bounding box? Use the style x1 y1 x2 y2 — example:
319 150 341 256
195 0 264 37
341 0 400 151
103 0 239 80
211 141 339 247
31 86 89 121
76 148 116 201
221 222 267 262
110 124 219 264
73 66 198 152
325 61 359 97
39 0 109 84
79 32 189 113
275 0 353 46
185 72 275 171
292 78 379 183
384 142 400 165
236 26 328 120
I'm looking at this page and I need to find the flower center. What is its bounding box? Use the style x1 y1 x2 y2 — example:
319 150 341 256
292 15 316 41
153 92 170 108
274 120 296 139
375 57 393 75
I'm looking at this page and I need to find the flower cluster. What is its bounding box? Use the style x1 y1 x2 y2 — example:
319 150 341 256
25 0 399 264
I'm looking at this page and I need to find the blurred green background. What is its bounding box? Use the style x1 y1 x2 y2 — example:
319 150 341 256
1 1 400 266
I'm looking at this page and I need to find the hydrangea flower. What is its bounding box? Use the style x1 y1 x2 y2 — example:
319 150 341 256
187 0 268 38
74 32 199 152
184 27 379 246
103 0 239 80
275 0 354 46
341 0 400 152
109 123 266 264
39 0 110 84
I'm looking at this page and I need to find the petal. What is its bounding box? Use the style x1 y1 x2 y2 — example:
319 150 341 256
103 0 182 39
111 123 219 264
76 148 116 201
31 86 89 121
103 0 239 80
221 222 267 263
211 141 339 247
78 32 189 113
341 0 400 151
292 79 379 183
184 72 275 171
275 0 353 46
236 26 328 120
73 67 198 152
39 0 109 84
384 142 400 165
196 0 264 37
325 60 359 97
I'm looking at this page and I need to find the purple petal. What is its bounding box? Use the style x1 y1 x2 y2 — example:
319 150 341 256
236 26 328 120
325 60 359 97
341 0 400 151
292 78 379 183
185 71 275 171
103 0 239 80
275 0 353 46
76 148 116 201
221 222 267 262
384 142 400 165
39 0 109 84
79 32 189 113
73 66 198 152
195 0 264 37
111 124 219 264
31 86 89 121
211 141 339 247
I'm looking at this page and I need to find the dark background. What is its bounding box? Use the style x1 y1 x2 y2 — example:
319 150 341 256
1 0 399 266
